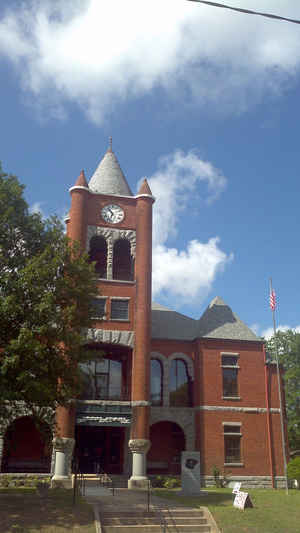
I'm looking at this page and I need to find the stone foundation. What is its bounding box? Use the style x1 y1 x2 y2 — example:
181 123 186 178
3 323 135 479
203 475 286 489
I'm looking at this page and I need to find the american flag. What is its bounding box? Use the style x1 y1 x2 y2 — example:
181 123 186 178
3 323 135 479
269 289 276 311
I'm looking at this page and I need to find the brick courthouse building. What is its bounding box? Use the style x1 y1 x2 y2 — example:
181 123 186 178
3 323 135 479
1 145 288 488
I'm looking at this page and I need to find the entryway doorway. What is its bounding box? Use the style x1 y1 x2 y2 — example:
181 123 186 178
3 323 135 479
75 426 125 474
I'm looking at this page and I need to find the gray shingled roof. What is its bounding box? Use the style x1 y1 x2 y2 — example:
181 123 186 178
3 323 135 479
151 302 197 341
88 150 133 196
151 297 259 342
197 296 259 341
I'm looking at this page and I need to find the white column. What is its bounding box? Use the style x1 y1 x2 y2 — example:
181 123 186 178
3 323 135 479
51 437 75 488
128 439 150 489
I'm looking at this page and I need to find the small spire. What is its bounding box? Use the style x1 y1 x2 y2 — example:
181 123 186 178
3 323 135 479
107 136 113 152
137 178 153 196
74 169 88 187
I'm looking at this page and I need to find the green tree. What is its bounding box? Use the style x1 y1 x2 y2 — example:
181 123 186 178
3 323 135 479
0 164 97 426
287 457 300 487
266 330 300 451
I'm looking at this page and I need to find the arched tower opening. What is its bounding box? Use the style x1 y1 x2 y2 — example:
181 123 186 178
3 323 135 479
113 239 134 281
89 235 107 278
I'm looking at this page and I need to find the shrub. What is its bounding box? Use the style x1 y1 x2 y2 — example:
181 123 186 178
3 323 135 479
151 476 181 488
287 457 300 487
163 476 181 489
151 476 165 488
212 465 231 488
0 475 12 488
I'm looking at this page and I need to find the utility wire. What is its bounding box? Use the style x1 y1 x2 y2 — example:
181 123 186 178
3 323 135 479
187 1 300 25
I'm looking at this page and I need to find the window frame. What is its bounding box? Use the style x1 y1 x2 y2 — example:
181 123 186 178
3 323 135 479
110 297 130 322
169 358 192 407
91 297 107 319
223 422 243 466
150 358 163 406
221 353 240 400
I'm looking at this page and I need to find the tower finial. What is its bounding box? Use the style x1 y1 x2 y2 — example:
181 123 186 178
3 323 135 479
108 136 112 152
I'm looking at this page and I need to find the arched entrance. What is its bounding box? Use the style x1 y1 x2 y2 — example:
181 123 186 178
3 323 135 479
2 417 52 473
147 421 185 475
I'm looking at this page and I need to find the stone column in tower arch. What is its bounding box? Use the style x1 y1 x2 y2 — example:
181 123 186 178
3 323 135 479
129 180 154 489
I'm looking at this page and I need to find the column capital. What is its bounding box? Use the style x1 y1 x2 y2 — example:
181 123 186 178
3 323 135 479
52 437 75 453
129 438 151 454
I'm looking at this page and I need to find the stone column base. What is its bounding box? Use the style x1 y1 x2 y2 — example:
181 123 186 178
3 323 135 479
51 476 73 489
128 477 150 490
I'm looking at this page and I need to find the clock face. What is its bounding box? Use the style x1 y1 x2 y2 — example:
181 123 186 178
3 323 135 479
101 204 124 224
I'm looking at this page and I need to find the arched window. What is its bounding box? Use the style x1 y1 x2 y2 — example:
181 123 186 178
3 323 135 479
79 358 122 400
89 236 107 278
169 359 191 407
151 359 163 406
113 239 133 281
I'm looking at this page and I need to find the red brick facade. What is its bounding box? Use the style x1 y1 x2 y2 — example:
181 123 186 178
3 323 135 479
0 147 288 488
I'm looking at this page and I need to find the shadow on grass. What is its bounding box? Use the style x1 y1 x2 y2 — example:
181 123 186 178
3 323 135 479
0 488 94 533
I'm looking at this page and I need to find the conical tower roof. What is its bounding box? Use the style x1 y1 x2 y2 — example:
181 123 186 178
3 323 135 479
88 143 133 196
197 296 259 341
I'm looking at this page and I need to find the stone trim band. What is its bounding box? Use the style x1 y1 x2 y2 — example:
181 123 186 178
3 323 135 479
195 405 280 413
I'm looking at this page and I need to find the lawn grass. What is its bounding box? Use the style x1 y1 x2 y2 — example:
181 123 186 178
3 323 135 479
0 488 95 533
154 487 300 533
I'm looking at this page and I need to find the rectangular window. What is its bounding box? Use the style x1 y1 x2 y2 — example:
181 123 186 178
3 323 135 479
222 354 239 398
224 423 242 464
111 299 129 321
92 298 106 318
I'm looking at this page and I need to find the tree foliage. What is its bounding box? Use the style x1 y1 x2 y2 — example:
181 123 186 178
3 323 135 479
266 330 300 451
287 457 300 485
0 164 97 426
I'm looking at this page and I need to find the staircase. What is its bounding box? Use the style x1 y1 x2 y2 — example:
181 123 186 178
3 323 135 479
100 506 219 532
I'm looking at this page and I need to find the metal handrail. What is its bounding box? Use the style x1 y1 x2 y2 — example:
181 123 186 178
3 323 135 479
98 467 115 496
161 505 180 533
72 464 85 505
148 480 176 533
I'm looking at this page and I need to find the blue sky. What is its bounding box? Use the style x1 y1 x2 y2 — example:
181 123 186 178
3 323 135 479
1 0 300 337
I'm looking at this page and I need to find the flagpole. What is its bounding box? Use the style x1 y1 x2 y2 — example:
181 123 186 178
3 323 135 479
269 278 289 494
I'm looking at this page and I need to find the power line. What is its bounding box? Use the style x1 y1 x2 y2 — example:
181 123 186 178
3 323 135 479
187 0 300 25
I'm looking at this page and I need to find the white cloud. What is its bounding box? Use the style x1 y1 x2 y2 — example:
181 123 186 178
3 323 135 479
143 150 232 303
1 1 300 122
261 325 300 340
250 323 260 336
29 201 45 217
152 238 231 302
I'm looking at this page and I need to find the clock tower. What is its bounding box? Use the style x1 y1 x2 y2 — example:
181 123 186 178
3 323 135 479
53 141 154 488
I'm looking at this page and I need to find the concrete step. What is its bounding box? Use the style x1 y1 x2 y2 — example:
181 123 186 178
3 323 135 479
100 508 211 533
102 526 211 533
103 517 207 525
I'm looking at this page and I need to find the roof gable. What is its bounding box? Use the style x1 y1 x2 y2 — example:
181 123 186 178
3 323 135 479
151 297 259 342
197 296 259 341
